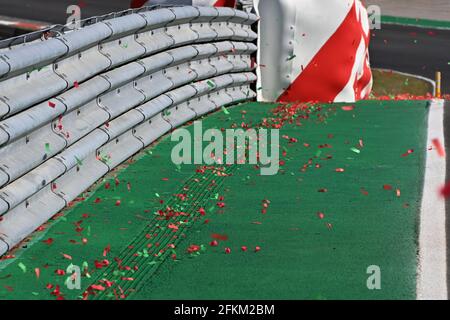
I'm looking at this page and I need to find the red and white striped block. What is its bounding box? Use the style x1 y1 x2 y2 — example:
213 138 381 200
255 0 373 103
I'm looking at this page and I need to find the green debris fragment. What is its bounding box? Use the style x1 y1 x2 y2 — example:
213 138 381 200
74 156 83 166
221 106 230 115
45 143 51 153
207 80 216 88
18 262 27 273
287 54 296 61
350 147 361 154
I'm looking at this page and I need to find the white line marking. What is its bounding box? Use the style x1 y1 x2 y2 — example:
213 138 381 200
417 98 447 300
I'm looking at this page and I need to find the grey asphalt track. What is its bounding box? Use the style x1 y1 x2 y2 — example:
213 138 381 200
369 23 450 93
0 0 130 25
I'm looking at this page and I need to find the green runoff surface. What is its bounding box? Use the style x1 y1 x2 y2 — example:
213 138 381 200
0 100 429 300
372 69 434 97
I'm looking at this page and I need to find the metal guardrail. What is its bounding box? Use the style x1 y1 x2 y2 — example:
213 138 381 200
0 6 258 256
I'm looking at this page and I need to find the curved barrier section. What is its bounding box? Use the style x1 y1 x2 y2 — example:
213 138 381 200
0 6 258 256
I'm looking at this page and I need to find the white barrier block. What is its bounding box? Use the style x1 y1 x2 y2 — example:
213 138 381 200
135 27 175 56
101 62 145 90
163 102 197 128
139 51 174 75
102 13 147 38
212 41 234 53
136 95 173 120
190 80 213 97
98 130 144 169
99 82 146 119
54 153 109 203
189 60 217 81
100 34 146 67
229 54 251 71
166 24 199 48
169 6 201 25
210 74 234 89
0 238 8 256
0 184 66 252
187 94 217 117
0 124 66 187
0 39 68 79
209 56 234 75
134 112 171 146
227 85 255 101
167 45 199 65
0 58 9 78
191 7 219 43
135 70 174 102
208 89 233 107
59 76 111 113
0 158 66 215
55 46 112 86
100 109 144 140
192 43 217 60
0 98 66 145
0 64 67 118
165 85 197 106
58 23 112 53
211 22 234 41
166 64 197 88
54 100 110 145
56 130 109 169
139 8 176 30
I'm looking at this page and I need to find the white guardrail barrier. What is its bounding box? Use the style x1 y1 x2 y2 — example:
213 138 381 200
0 6 258 256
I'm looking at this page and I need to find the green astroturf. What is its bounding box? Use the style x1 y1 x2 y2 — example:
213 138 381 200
382 15 450 30
0 100 429 300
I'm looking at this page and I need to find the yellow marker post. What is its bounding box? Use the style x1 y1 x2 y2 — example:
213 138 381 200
436 71 441 98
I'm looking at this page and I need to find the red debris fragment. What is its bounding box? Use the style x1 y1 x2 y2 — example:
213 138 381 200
61 253 72 260
401 149 414 157
440 183 450 198
432 139 446 158
210 240 219 247
103 244 111 257
341 105 354 111
211 233 228 241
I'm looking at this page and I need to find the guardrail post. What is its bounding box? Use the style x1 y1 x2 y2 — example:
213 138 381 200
435 71 441 98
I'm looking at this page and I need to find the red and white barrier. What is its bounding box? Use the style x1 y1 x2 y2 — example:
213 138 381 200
255 0 372 103
132 0 373 103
